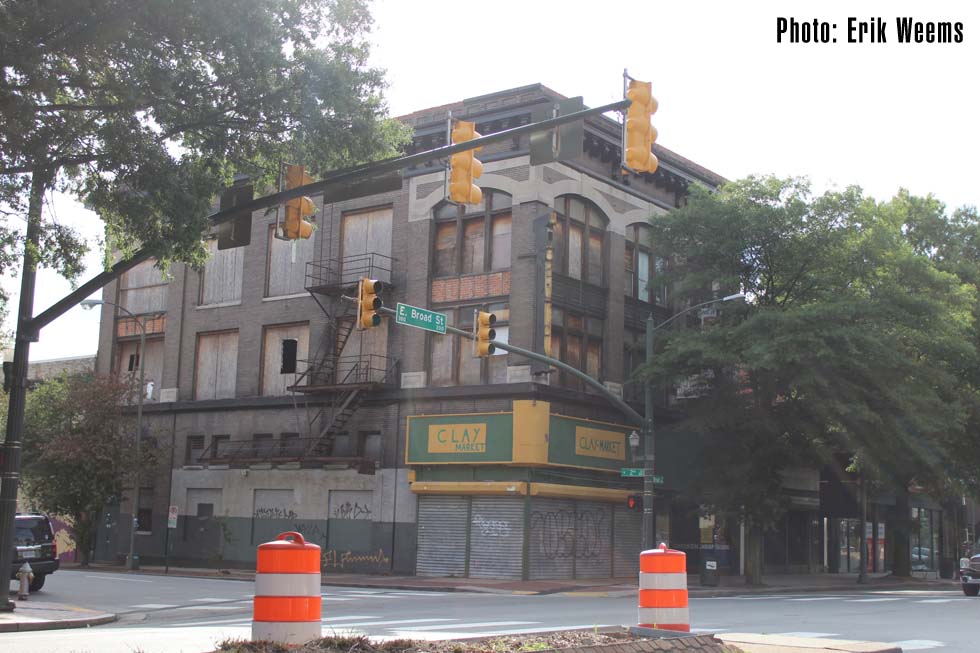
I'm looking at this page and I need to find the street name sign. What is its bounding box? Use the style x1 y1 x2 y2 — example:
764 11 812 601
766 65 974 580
620 468 664 484
396 303 447 334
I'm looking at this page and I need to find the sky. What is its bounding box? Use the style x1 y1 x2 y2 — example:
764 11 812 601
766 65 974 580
5 0 978 361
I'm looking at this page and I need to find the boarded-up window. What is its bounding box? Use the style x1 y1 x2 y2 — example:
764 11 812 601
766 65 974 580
341 207 393 284
261 323 309 396
568 224 583 280
588 232 603 286
587 340 601 378
115 337 164 402
185 435 204 465
434 222 457 277
194 331 238 400
488 325 509 383
461 218 485 274
430 310 454 386
200 239 244 305
491 214 512 271
120 259 168 314
266 224 315 297
457 308 481 385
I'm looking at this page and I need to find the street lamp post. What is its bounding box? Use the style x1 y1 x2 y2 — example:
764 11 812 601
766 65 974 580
641 293 744 551
81 299 146 571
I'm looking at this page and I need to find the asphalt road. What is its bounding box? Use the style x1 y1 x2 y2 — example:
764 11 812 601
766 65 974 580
4 571 975 652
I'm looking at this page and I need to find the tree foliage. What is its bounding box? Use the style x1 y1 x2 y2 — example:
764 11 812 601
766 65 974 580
0 0 409 313
20 374 160 565
646 176 977 580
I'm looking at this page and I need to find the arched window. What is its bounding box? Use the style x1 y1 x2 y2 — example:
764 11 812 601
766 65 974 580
552 195 607 287
625 223 666 305
432 190 512 277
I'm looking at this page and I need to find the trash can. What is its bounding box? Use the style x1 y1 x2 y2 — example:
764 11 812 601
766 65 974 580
700 556 719 587
940 557 955 579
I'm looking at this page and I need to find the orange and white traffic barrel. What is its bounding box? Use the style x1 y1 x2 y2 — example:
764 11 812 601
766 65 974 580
638 542 689 632
252 531 322 644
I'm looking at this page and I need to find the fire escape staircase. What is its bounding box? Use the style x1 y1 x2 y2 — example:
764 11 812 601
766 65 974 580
197 251 398 470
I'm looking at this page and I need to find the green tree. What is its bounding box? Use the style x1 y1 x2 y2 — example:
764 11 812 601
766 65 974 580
0 0 408 313
20 374 159 566
646 176 975 582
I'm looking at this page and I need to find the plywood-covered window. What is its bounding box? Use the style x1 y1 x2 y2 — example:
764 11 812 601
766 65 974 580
626 223 666 305
120 258 168 314
200 239 244 306
432 190 512 277
428 303 509 386
115 337 164 402
266 224 315 297
341 207 393 285
552 196 607 287
551 307 603 389
194 330 238 400
260 322 310 396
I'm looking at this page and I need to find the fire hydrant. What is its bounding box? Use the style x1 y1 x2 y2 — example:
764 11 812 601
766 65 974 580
16 562 33 600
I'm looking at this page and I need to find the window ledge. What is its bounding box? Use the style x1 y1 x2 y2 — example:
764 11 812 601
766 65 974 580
197 300 242 310
262 293 310 302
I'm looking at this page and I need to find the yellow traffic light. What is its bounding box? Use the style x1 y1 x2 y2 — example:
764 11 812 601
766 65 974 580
623 80 659 174
357 278 383 329
284 164 316 240
448 120 483 205
474 310 496 357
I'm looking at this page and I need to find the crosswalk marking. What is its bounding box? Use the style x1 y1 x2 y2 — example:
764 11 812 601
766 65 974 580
915 598 963 603
888 640 945 650
324 618 456 627
394 620 538 632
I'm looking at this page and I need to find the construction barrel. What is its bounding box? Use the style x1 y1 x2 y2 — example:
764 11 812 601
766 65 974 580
638 542 690 632
252 531 322 644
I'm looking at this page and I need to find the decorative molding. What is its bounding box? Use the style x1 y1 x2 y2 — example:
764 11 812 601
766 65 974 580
542 166 575 184
596 189 642 214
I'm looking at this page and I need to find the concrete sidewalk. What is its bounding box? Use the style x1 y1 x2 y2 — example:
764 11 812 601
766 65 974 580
0 597 116 632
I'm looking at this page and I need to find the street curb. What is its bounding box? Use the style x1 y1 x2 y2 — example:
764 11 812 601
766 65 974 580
0 612 117 633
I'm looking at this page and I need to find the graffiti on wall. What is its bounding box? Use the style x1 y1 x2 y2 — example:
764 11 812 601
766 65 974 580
529 508 607 560
473 514 512 537
253 507 297 520
332 501 373 520
321 547 391 570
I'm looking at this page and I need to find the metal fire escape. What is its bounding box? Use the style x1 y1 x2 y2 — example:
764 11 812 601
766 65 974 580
199 218 399 469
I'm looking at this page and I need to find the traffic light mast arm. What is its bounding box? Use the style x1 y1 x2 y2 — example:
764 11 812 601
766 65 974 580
368 303 645 427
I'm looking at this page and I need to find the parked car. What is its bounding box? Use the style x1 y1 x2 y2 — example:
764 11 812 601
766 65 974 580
959 553 980 596
9 514 59 592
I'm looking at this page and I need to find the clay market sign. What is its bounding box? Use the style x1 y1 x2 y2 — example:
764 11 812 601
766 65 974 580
406 412 513 463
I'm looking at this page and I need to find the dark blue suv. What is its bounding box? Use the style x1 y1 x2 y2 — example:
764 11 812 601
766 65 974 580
10 514 59 592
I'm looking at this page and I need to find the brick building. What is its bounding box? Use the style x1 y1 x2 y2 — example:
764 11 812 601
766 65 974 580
91 83 747 578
